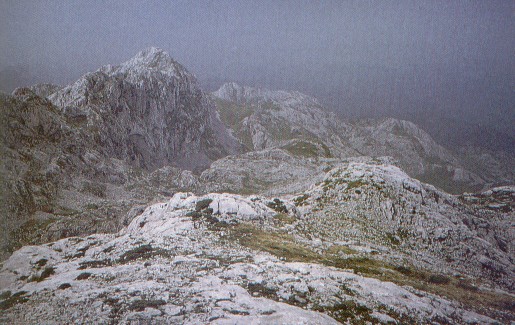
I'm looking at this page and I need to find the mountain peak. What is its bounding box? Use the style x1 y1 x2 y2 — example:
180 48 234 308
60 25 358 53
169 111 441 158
112 47 193 80
133 47 168 62
124 47 174 68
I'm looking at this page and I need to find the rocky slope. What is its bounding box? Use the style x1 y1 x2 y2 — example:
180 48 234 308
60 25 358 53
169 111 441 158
49 47 239 171
213 82 357 157
212 82 513 193
0 89 129 259
0 48 240 259
1 161 513 323
1 48 513 324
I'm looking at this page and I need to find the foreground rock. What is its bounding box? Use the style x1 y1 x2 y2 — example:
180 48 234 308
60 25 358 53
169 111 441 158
1 161 513 324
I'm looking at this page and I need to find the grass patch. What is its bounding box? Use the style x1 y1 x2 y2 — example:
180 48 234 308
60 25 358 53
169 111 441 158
118 244 172 264
227 223 318 262
346 180 367 190
75 272 92 280
273 213 296 225
128 299 166 311
224 222 514 319
215 98 254 131
266 198 288 213
326 245 358 255
313 300 375 324
386 233 401 246
283 141 319 158
214 98 255 150
29 266 55 282
8 218 56 253
35 258 48 267
246 282 278 299
195 198 213 212
293 194 310 206
78 260 112 269
58 283 71 290
0 291 29 310
428 274 451 285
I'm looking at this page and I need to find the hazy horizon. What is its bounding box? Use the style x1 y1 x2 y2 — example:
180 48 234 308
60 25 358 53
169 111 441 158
1 0 513 139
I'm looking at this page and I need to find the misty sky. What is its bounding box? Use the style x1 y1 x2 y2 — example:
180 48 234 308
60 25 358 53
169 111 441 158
1 0 513 138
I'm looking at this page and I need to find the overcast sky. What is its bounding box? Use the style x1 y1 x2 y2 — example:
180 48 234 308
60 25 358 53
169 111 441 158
1 0 513 135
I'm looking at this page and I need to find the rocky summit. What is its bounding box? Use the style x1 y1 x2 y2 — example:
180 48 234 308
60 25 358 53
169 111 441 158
0 48 513 324
49 47 239 171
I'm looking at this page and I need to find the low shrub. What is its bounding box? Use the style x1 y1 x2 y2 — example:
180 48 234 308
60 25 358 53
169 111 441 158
128 299 166 311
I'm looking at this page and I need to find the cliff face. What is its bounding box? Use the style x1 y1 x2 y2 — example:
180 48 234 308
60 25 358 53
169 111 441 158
50 47 239 171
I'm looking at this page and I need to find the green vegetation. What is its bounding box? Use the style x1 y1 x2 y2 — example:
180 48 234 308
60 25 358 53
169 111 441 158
214 98 255 149
35 258 48 267
346 180 367 190
195 198 213 212
326 244 358 255
128 299 166 311
266 198 288 213
428 274 451 284
29 266 55 282
293 194 310 206
283 141 319 158
75 272 92 280
320 143 332 158
314 300 376 324
260 100 282 111
78 260 112 269
187 199 221 224
84 203 100 210
223 222 514 316
273 213 296 226
214 98 254 131
0 291 29 310
8 217 56 253
386 233 400 246
246 282 278 300
418 167 479 195
81 181 106 198
58 283 71 290
267 118 296 141
118 244 172 264
227 223 318 262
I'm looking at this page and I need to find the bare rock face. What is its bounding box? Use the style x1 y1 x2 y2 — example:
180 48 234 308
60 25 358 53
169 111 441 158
2 49 513 324
28 84 62 98
50 47 239 171
345 118 484 191
0 49 241 259
212 83 513 193
213 82 357 157
1 176 512 323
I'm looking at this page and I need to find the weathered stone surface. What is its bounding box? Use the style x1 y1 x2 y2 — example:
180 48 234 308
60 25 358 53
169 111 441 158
50 47 239 171
212 82 514 193
1 184 511 323
1 48 513 324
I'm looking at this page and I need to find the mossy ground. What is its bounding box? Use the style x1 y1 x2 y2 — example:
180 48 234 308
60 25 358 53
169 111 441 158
283 141 319 158
223 222 514 320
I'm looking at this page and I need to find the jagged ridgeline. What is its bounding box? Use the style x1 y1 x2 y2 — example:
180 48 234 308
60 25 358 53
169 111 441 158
0 48 240 259
0 48 513 324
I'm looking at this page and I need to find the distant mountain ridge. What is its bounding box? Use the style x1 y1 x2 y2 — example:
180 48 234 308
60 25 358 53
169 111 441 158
211 82 513 193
